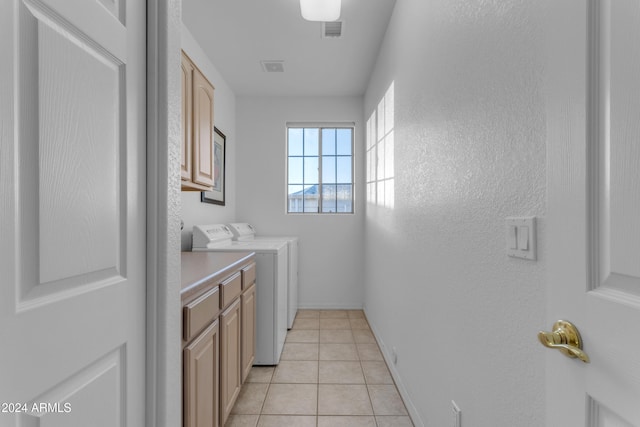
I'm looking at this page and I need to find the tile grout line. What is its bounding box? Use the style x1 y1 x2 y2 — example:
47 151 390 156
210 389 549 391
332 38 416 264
316 340 320 427
357 334 380 427
316 322 321 427
316 322 320 427
235 310 412 427
360 310 380 427
354 320 381 426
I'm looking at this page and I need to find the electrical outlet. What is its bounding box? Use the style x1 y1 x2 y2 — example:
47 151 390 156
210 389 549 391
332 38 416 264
392 347 398 364
451 400 461 427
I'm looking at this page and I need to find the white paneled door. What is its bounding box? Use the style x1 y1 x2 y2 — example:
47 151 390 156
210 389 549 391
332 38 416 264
0 0 146 426
546 0 640 425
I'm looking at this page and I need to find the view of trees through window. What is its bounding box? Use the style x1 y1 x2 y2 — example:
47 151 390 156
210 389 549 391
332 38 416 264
287 126 354 213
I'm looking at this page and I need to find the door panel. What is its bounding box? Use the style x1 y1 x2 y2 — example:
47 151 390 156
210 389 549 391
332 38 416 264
184 321 220 427
592 0 640 293
22 1 124 299
242 284 256 382
589 397 636 427
585 0 640 424
181 53 193 181
192 70 214 187
220 299 241 426
95 0 125 24
546 0 640 425
0 0 146 425
18 348 124 426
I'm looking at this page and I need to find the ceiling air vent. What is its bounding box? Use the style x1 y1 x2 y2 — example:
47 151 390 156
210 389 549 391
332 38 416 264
322 21 343 39
260 60 285 73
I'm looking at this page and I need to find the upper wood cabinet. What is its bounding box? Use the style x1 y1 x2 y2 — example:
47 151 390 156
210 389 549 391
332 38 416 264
180 53 193 182
181 51 215 191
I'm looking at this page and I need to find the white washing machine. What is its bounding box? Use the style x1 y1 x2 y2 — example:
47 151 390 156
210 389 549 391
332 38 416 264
226 223 299 329
192 224 288 365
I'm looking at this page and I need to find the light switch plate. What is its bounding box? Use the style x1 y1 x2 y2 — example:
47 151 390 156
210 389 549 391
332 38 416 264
506 217 536 260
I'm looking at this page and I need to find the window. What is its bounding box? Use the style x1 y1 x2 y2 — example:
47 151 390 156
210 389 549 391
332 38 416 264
287 125 354 213
366 82 394 208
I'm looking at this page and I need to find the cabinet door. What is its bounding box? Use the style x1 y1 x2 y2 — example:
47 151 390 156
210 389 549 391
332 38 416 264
184 320 219 427
241 283 256 382
220 298 241 425
180 52 193 182
192 67 215 187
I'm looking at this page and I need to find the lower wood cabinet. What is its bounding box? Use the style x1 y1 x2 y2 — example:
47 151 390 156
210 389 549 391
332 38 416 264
241 283 256 382
181 255 257 427
220 298 242 426
184 320 219 427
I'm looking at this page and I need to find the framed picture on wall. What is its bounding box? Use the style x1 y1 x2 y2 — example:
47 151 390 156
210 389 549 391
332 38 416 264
201 127 226 205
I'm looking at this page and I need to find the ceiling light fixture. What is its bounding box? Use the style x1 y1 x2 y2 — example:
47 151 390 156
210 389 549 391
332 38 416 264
300 0 341 22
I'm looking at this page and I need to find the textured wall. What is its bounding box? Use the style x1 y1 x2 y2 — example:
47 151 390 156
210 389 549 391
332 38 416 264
236 96 366 309
180 25 237 250
363 1 547 425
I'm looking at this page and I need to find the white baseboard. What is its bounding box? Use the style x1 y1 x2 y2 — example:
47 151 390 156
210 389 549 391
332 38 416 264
363 307 425 427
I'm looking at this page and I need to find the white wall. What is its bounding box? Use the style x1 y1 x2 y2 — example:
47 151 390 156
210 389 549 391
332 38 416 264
363 1 546 426
236 96 365 309
180 25 237 250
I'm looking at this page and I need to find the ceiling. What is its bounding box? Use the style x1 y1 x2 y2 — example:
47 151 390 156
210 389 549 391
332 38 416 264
182 0 397 97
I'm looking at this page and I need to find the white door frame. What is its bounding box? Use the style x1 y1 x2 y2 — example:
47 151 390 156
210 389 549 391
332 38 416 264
545 0 640 425
146 1 183 426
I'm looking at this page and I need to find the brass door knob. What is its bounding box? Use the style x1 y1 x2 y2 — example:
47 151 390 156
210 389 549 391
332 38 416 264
538 320 590 363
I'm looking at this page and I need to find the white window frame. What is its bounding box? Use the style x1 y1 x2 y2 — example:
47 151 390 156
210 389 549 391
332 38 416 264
366 82 395 208
286 122 355 214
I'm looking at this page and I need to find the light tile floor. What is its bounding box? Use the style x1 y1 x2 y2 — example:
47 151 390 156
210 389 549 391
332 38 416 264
225 310 413 427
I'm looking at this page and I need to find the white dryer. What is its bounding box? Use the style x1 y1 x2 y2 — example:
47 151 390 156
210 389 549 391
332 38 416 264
227 223 299 329
192 224 288 365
